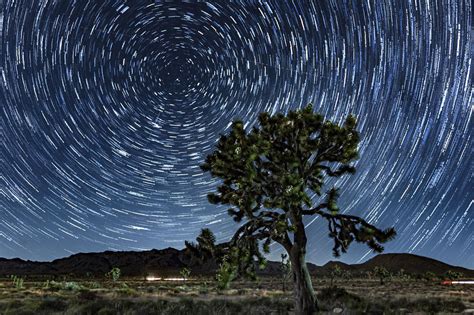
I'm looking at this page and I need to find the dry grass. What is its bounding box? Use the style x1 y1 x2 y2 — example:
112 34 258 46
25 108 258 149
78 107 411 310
0 276 472 314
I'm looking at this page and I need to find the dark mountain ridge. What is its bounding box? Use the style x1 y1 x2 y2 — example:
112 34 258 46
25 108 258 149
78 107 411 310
1 249 472 278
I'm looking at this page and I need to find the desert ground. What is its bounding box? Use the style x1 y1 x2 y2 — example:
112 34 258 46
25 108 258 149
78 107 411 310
0 275 473 314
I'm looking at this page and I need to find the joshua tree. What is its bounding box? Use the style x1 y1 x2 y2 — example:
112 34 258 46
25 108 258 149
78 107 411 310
444 270 463 280
216 255 238 290
373 266 391 285
423 271 436 281
198 105 396 313
185 228 218 264
330 265 343 287
180 267 191 282
105 267 121 282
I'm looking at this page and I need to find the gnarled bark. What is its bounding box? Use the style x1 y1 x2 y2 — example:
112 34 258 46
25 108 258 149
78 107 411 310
290 240 318 314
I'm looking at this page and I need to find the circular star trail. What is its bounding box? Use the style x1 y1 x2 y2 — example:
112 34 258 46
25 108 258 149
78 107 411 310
0 1 472 267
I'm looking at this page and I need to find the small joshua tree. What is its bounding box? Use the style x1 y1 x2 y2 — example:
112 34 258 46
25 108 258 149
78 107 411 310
423 271 436 281
185 228 218 264
10 275 24 289
280 253 292 292
180 267 191 282
106 267 121 282
330 265 343 287
216 255 237 290
445 270 463 280
398 268 411 281
373 266 391 285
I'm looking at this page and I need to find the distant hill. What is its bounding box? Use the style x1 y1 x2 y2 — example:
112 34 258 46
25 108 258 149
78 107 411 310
0 249 472 278
315 253 474 277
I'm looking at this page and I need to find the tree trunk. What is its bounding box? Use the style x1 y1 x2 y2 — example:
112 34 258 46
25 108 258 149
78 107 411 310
290 248 318 314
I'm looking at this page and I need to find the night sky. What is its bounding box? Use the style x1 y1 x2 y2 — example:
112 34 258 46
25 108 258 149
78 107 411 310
1 1 472 268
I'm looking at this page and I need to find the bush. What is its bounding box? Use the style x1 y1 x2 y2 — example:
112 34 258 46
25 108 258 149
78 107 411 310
396 268 411 281
444 270 463 280
423 271 437 281
180 267 191 282
10 275 24 289
105 267 121 282
330 265 343 287
63 281 83 291
373 266 391 285
216 256 237 290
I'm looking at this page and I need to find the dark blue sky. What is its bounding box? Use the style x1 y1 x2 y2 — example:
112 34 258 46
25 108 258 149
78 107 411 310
1 0 472 268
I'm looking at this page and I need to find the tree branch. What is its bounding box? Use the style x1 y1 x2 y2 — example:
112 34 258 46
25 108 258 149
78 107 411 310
302 203 328 215
309 209 396 257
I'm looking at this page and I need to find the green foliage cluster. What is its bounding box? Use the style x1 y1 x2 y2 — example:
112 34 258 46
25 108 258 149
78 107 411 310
43 280 84 291
444 270 463 280
63 281 83 291
396 268 411 281
330 265 343 286
180 267 191 281
105 267 121 282
185 228 218 264
216 255 237 290
9 275 24 289
199 104 395 270
423 271 437 281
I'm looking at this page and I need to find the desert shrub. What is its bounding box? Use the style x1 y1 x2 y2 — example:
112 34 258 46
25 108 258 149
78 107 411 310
317 287 367 312
197 281 210 294
63 281 83 291
45 280 65 291
43 280 50 289
364 270 373 280
423 271 437 281
43 280 83 291
396 268 411 281
105 267 121 282
330 265 343 286
10 275 24 289
216 256 237 290
444 270 463 280
373 266 391 285
180 267 191 282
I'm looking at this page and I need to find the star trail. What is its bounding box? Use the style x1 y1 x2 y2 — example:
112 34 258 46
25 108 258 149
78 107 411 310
0 1 472 268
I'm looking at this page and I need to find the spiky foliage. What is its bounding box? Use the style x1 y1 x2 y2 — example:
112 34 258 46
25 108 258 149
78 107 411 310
180 267 191 281
200 104 395 265
185 228 220 264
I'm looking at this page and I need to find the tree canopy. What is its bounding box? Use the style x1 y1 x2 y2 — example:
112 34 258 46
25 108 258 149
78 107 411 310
201 105 395 264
